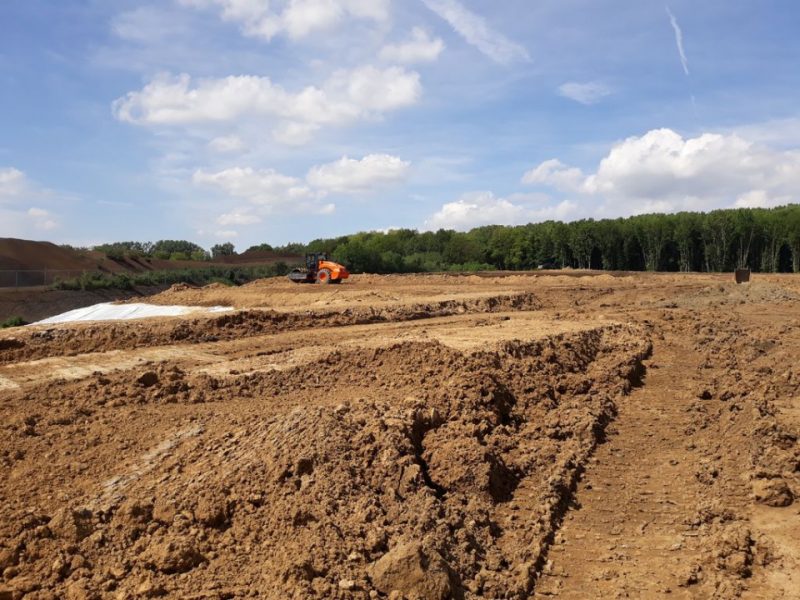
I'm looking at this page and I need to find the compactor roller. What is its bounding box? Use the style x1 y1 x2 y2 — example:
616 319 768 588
287 253 349 284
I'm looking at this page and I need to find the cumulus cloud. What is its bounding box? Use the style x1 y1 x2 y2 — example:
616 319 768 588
179 0 391 41
421 0 529 64
196 152 409 228
27 208 58 230
522 159 584 192
306 154 410 193
0 168 62 235
0 167 27 201
216 210 262 225
666 6 689 76
379 27 444 63
208 135 246 153
524 128 800 215
113 67 421 144
558 82 613 105
425 191 577 231
193 167 318 209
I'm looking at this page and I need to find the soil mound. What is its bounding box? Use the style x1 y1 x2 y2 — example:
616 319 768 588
0 292 542 364
0 239 99 271
0 325 649 599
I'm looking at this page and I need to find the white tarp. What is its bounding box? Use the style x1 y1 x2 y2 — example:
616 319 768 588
33 302 233 325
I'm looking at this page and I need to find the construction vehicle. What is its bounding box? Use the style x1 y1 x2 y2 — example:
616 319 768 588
287 253 350 284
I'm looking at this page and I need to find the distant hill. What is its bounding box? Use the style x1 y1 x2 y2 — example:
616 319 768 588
0 239 103 271
0 238 301 274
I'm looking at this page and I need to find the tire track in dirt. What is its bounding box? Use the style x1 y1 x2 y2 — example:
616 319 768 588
534 331 709 598
533 305 800 599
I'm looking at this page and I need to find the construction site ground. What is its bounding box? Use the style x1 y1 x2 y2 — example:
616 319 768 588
1 272 799 599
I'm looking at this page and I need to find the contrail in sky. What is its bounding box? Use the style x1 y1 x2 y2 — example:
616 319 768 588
666 6 689 76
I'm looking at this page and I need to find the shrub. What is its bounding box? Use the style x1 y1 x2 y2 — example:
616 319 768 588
0 316 27 329
51 264 284 291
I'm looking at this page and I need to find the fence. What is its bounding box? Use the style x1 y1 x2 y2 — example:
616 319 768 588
0 270 91 288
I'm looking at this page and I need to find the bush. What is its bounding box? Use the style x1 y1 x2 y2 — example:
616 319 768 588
51 264 285 291
0 316 27 329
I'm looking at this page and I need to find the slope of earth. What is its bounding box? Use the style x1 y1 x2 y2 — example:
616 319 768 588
0 272 798 599
0 238 301 292
0 287 168 325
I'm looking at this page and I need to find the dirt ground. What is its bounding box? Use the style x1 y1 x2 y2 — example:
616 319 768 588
0 271 799 599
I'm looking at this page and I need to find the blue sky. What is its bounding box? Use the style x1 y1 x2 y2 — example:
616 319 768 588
2 0 800 249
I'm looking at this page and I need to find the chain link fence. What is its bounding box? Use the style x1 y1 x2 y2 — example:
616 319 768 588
0 270 90 288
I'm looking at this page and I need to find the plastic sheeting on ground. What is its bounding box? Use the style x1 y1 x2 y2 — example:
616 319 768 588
33 302 233 325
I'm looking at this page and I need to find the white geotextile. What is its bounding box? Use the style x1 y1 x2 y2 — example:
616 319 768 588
33 302 233 325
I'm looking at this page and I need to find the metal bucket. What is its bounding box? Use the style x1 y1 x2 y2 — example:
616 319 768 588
735 268 751 284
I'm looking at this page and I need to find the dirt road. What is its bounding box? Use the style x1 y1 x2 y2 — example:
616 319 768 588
0 272 798 599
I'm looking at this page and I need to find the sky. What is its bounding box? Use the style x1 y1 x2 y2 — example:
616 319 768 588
1 0 800 249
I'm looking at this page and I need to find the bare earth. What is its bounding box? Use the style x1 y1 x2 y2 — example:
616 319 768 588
0 272 799 599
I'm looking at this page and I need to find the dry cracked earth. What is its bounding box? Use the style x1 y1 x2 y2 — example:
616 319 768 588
0 272 799 599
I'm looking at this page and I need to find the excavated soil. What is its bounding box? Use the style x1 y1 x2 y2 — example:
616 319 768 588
0 272 799 599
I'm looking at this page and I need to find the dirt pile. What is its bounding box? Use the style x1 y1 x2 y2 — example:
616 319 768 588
0 325 649 599
1 272 799 599
0 292 541 364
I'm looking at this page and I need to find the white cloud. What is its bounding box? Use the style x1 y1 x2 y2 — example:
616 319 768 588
558 82 613 105
27 208 58 230
27 207 48 217
0 169 62 235
524 128 800 215
113 67 421 144
208 134 246 153
179 0 391 41
112 7 187 43
0 167 27 201
306 153 410 193
666 6 689 76
729 117 800 148
216 210 262 225
421 0 529 64
215 229 239 238
271 121 319 145
193 166 317 208
379 27 444 63
425 191 577 231
522 159 584 192
196 152 409 229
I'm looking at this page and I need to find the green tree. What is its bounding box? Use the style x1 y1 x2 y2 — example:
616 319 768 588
211 242 236 259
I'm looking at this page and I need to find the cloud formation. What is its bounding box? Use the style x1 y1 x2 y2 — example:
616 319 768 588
113 67 422 144
178 0 391 41
195 153 410 228
666 6 689 76
379 27 444 63
524 128 800 215
0 167 27 202
425 191 576 231
0 168 61 235
421 0 529 64
193 166 318 209
306 154 410 193
558 82 613 105
208 135 246 153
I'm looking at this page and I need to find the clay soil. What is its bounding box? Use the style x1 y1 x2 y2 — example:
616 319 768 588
1 272 799 599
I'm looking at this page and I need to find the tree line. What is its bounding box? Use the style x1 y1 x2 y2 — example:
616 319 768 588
89 240 248 261
277 205 800 274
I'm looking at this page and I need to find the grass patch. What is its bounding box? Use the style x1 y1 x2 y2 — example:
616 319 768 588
0 316 27 329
